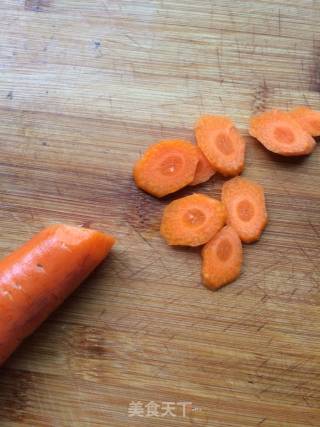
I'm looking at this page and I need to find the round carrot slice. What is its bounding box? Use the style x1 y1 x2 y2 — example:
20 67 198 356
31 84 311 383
202 225 243 290
133 140 199 197
190 147 216 186
249 110 316 156
289 106 320 137
195 115 246 177
160 194 227 246
222 177 267 243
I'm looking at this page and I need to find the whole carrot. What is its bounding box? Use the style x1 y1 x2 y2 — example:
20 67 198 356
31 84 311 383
0 224 115 365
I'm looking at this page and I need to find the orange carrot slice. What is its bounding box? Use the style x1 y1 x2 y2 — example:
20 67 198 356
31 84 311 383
0 224 115 365
289 106 320 137
190 147 216 186
195 115 246 177
249 110 316 156
202 225 243 290
133 139 199 197
160 193 226 246
222 177 267 243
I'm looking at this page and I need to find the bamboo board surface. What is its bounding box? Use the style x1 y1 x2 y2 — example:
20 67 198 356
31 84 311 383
0 1 319 426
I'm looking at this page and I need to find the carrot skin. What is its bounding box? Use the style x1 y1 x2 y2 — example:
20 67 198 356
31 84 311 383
0 224 115 365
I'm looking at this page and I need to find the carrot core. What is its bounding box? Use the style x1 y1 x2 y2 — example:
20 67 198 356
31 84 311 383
274 127 294 144
183 208 206 227
216 238 232 262
216 133 234 155
160 155 183 176
237 199 254 222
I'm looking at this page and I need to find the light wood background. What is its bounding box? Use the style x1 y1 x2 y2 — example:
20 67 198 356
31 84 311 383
0 1 319 426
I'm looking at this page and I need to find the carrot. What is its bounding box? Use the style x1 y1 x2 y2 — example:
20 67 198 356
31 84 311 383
133 139 199 197
195 115 246 177
0 224 115 365
249 110 316 156
289 106 320 137
202 225 243 290
190 147 216 186
160 193 226 246
222 177 267 243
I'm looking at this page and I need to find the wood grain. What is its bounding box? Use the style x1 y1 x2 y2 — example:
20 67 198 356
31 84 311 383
0 1 319 426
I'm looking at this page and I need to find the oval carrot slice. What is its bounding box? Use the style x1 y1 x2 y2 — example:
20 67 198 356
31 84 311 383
222 177 267 243
160 193 226 246
190 147 216 186
249 110 316 156
195 115 246 177
202 225 243 290
0 224 115 365
289 106 320 137
133 139 199 197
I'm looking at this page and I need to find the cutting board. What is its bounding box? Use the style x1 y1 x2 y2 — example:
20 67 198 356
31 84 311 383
0 1 319 426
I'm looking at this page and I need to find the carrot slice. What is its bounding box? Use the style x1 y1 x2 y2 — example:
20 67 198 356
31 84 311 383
222 177 267 243
160 193 226 246
202 225 243 290
195 115 246 177
190 147 216 186
249 110 316 156
133 139 199 197
0 224 115 365
289 106 320 137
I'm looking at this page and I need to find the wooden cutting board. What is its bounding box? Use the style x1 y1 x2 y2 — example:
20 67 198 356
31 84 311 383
0 1 319 426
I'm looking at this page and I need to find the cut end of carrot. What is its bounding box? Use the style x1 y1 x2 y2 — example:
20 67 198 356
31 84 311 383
249 110 316 156
160 193 227 246
222 177 267 243
201 225 243 290
39 225 116 266
190 147 216 186
289 106 320 137
195 115 246 177
55 224 115 247
133 139 199 197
